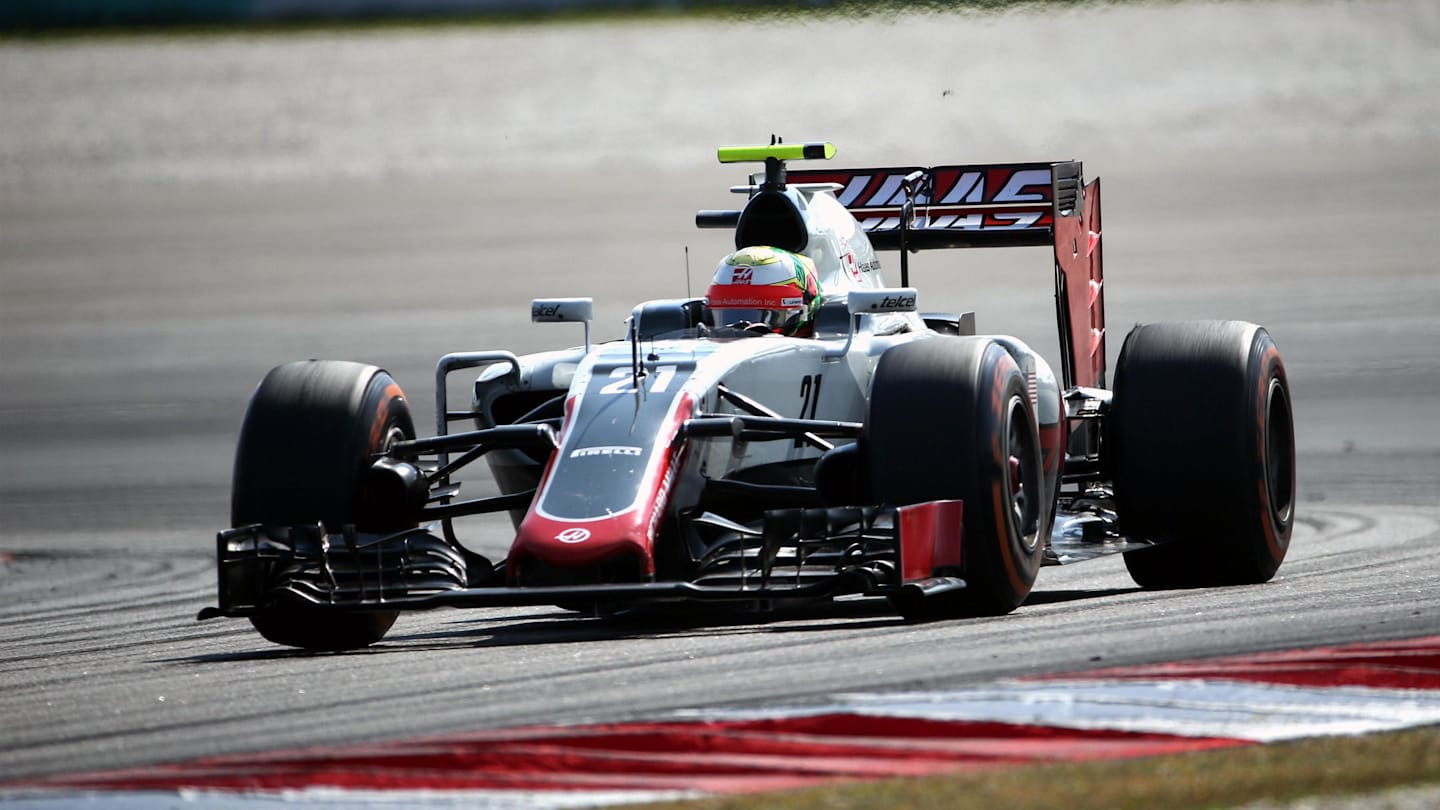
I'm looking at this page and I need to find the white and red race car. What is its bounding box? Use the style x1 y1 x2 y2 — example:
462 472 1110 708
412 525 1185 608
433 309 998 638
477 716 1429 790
202 140 1295 650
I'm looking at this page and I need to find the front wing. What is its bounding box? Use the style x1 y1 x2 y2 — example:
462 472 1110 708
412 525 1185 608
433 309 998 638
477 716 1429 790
197 502 967 620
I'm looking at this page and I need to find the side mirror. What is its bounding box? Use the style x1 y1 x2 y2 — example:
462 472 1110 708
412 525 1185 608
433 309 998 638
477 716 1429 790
531 298 593 323
846 288 918 315
531 298 593 351
824 288 920 360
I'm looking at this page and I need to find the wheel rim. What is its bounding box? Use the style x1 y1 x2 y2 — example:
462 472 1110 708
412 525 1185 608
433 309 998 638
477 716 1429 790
1005 397 1042 552
380 424 407 454
1264 376 1295 528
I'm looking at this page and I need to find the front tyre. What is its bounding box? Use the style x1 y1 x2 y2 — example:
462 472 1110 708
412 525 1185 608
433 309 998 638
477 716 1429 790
865 339 1047 619
1111 321 1295 588
231 360 415 650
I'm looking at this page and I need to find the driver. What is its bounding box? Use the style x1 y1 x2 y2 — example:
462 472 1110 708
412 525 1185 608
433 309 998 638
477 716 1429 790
705 246 823 337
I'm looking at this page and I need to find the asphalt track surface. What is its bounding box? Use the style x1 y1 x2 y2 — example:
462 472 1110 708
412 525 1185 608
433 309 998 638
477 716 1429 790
1 0 1438 789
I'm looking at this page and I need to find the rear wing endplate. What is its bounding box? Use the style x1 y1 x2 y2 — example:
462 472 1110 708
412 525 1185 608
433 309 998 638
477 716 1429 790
787 162 1106 389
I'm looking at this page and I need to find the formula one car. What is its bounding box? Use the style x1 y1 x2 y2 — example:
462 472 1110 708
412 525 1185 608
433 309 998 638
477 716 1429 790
200 140 1296 650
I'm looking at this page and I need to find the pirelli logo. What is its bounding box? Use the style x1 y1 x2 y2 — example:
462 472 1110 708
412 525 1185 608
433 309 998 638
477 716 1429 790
570 446 644 458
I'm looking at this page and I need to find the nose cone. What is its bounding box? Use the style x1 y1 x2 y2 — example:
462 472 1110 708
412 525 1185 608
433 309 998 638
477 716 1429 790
507 511 654 586
504 359 695 588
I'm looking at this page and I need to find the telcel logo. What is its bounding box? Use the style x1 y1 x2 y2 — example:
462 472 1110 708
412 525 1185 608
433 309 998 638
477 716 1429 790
878 295 916 310
532 304 562 319
555 527 591 544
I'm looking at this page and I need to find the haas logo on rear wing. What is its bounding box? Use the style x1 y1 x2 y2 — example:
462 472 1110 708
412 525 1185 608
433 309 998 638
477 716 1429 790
788 161 1085 250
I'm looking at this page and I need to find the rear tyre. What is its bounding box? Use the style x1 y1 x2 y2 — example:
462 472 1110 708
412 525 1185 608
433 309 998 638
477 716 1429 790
1111 321 1294 588
865 339 1046 620
232 360 415 650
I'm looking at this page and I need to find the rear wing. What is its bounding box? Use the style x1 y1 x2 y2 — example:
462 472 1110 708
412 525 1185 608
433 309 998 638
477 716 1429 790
789 161 1106 389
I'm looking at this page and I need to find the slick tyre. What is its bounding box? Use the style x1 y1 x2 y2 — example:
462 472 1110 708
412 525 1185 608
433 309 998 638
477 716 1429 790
232 360 415 650
1111 321 1295 588
865 338 1046 620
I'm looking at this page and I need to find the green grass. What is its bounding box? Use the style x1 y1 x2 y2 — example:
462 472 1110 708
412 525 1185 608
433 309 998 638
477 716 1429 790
630 726 1440 810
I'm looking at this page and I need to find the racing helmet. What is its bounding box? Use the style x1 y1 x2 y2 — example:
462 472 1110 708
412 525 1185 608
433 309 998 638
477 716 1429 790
706 246 822 336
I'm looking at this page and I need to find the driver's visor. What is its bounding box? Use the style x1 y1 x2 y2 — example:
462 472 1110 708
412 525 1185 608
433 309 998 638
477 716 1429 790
713 308 796 331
